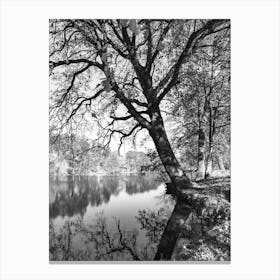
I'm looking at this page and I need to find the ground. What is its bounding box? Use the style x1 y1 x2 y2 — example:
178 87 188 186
173 176 231 261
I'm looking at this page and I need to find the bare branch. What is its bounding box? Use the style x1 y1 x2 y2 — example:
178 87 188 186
65 88 105 123
146 21 153 64
56 63 93 107
215 123 230 130
110 114 133 121
111 82 151 128
146 21 172 72
49 58 103 71
129 98 148 107
49 29 80 57
110 109 147 122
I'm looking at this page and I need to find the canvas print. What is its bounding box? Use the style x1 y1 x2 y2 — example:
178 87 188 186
49 19 231 262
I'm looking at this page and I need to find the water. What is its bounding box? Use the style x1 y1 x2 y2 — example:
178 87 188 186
49 175 173 260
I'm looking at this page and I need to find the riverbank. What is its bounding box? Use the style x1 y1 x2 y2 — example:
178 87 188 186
169 177 231 261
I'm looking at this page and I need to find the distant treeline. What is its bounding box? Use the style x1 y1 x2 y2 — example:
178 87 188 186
49 134 166 178
50 132 229 180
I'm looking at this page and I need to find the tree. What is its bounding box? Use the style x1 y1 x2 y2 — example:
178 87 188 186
49 131 110 176
102 151 121 174
166 30 230 179
49 19 230 259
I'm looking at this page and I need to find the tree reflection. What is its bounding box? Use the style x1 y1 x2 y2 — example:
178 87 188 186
136 208 170 244
84 213 141 260
49 219 92 261
124 175 159 195
50 180 230 261
50 212 157 261
50 193 173 261
49 175 161 219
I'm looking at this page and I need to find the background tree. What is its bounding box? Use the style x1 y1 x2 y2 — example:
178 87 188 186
49 131 111 177
165 30 230 179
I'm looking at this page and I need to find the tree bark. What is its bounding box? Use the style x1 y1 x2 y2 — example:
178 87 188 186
205 142 213 178
206 158 212 178
197 128 206 180
206 108 214 178
148 109 193 193
217 154 225 171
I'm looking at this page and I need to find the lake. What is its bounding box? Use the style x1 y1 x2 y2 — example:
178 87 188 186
49 175 174 261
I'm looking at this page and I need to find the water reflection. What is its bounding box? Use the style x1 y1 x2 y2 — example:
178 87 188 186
49 174 173 261
50 175 160 219
124 176 158 195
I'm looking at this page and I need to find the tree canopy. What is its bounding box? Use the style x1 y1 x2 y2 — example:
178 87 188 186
49 19 230 152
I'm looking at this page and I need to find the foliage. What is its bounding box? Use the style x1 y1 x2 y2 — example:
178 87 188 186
165 28 230 176
125 150 150 173
49 132 109 177
139 149 168 179
136 207 170 244
173 192 230 261
49 131 158 177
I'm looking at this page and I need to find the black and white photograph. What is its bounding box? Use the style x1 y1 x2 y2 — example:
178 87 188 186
1 0 280 278
49 19 231 262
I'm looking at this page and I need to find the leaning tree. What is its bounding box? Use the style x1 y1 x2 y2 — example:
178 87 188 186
49 19 230 259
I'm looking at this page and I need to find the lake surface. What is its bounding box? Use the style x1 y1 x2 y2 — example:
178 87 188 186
49 175 173 261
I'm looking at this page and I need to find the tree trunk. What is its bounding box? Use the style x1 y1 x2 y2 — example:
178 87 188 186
147 110 195 260
217 154 225 170
206 158 212 178
148 110 193 193
197 128 206 180
206 109 214 178
205 145 213 178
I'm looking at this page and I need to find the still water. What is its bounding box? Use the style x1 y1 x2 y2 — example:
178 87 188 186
49 175 173 260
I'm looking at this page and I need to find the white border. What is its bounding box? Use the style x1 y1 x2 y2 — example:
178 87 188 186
0 0 279 279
